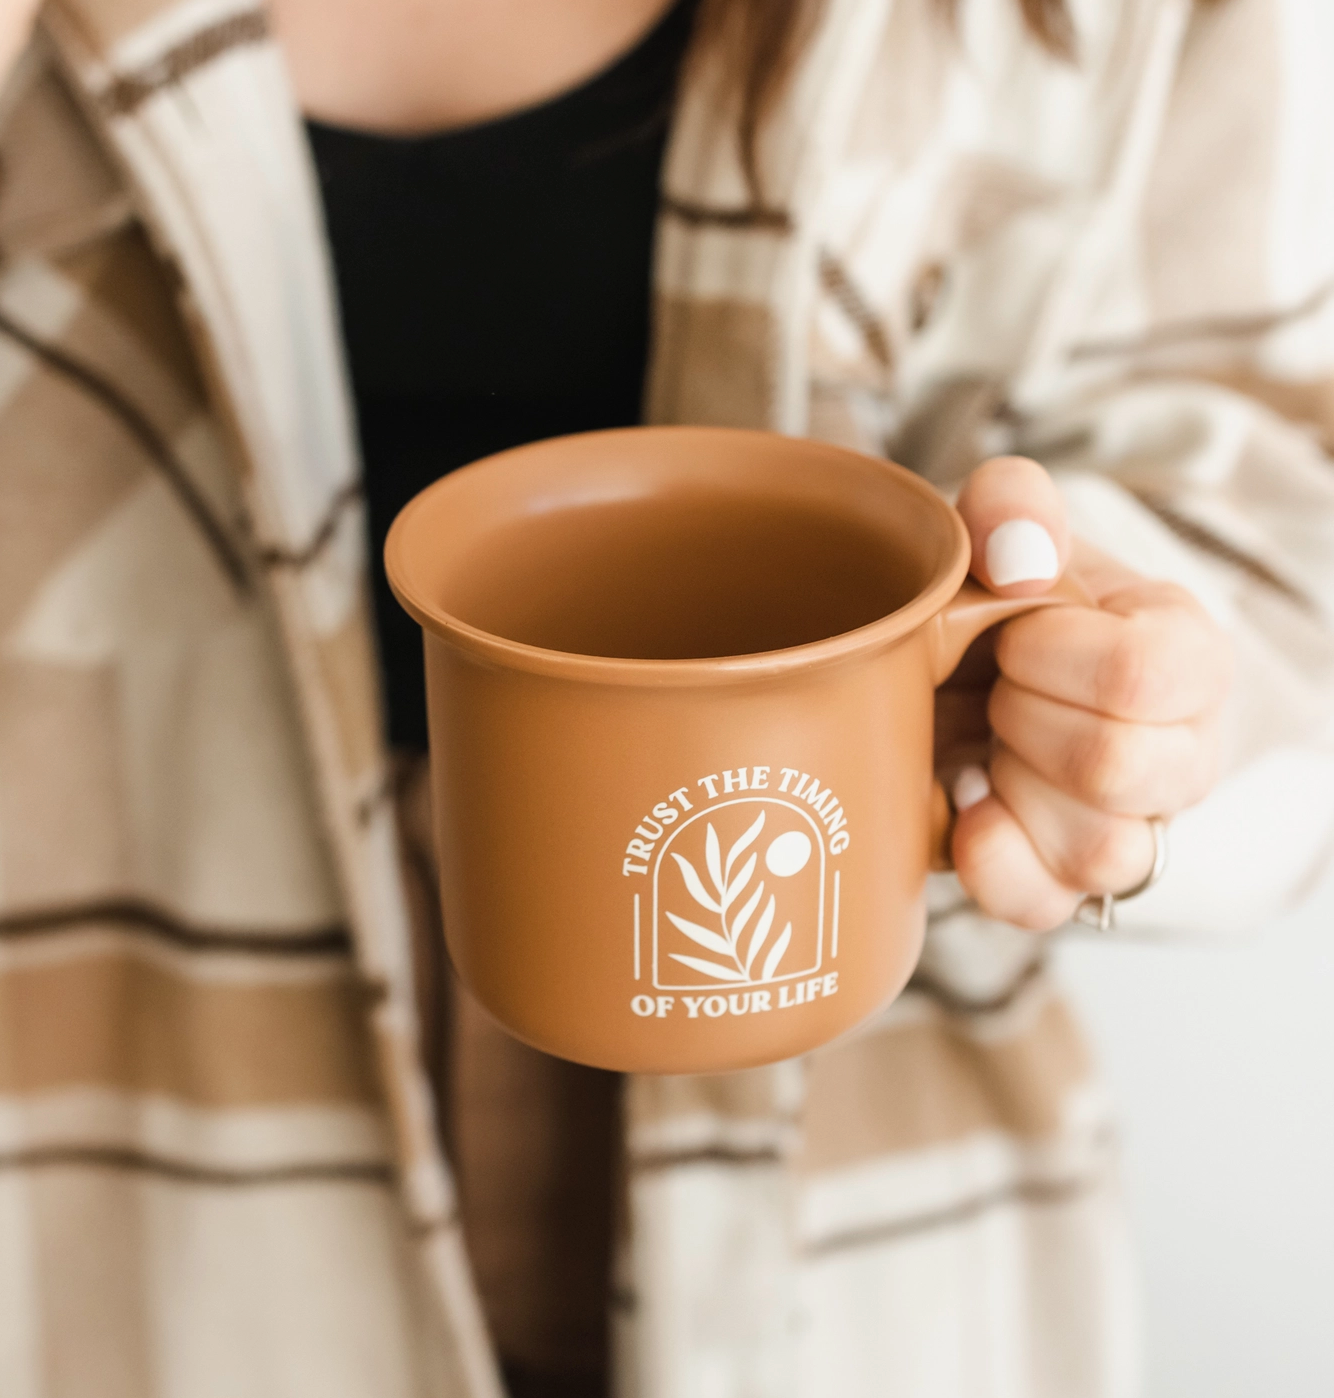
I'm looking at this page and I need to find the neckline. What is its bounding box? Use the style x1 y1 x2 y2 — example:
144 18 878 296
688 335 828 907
303 0 697 146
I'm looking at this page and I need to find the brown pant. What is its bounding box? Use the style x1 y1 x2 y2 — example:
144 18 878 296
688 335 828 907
395 755 619 1397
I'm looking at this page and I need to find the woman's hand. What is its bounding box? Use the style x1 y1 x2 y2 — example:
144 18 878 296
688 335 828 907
937 456 1234 931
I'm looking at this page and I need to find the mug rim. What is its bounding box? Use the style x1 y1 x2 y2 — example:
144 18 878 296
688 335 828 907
384 426 971 686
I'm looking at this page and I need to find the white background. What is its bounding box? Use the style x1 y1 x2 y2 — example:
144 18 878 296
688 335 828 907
1058 871 1334 1397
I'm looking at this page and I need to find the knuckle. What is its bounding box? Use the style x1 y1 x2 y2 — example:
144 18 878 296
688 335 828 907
955 808 1074 934
1153 581 1198 612
1095 623 1164 718
1069 723 1142 807
1061 821 1129 891
1057 822 1118 889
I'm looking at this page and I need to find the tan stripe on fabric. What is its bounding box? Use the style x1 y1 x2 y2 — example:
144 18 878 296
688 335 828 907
59 224 209 411
0 353 151 635
0 311 237 596
0 663 129 907
646 295 776 428
0 239 218 619
798 990 1092 1172
0 59 126 259
21 231 206 475
0 947 379 1106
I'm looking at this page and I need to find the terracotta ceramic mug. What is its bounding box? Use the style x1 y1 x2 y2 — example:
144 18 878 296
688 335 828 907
386 426 1072 1074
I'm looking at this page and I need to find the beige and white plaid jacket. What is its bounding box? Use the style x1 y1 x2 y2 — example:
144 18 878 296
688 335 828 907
3 0 1333 1394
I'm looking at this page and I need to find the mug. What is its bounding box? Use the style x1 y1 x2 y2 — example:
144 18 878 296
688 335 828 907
386 426 1071 1074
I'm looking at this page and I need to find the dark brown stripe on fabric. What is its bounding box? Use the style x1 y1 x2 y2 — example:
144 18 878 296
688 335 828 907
0 1144 393 1188
0 306 249 592
818 249 892 369
1069 275 1334 362
256 480 363 571
0 897 350 957
630 1144 783 1174
1138 498 1317 613
802 1171 1101 1259
96 11 270 119
660 195 792 233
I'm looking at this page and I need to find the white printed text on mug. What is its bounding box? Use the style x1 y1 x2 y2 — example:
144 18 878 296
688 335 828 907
623 767 850 1014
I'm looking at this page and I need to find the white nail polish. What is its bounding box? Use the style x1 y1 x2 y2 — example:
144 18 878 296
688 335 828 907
985 518 1059 586
952 765 991 812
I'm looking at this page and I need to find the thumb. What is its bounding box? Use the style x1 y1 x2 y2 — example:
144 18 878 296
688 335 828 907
955 456 1069 597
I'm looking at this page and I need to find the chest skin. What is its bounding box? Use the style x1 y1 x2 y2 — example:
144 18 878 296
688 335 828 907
269 0 678 133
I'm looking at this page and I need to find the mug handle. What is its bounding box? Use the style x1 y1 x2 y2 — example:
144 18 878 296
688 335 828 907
927 572 1093 869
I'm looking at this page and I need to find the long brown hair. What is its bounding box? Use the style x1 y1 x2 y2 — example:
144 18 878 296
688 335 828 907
692 0 1077 203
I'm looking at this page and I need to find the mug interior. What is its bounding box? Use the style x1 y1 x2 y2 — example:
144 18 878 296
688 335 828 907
386 427 964 668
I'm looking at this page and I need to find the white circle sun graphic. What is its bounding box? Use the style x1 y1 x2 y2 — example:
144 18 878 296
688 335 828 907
765 830 812 877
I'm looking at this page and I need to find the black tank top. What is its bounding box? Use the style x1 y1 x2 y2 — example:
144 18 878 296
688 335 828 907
307 0 699 748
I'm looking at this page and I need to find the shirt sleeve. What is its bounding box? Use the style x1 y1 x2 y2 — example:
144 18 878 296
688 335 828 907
1016 0 1334 938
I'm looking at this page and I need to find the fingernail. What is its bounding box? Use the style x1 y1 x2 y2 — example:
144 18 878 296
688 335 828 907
985 519 1059 586
952 765 991 812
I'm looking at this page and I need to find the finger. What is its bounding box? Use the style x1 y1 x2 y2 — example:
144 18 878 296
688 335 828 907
993 591 1234 723
988 745 1159 895
988 677 1223 817
950 767 1082 932
955 456 1070 597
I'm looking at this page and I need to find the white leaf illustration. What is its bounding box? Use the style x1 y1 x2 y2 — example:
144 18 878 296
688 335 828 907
745 895 776 976
725 811 766 879
665 911 734 958
669 953 748 982
671 853 721 913
761 922 792 981
705 823 724 896
723 853 757 911
729 880 765 951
